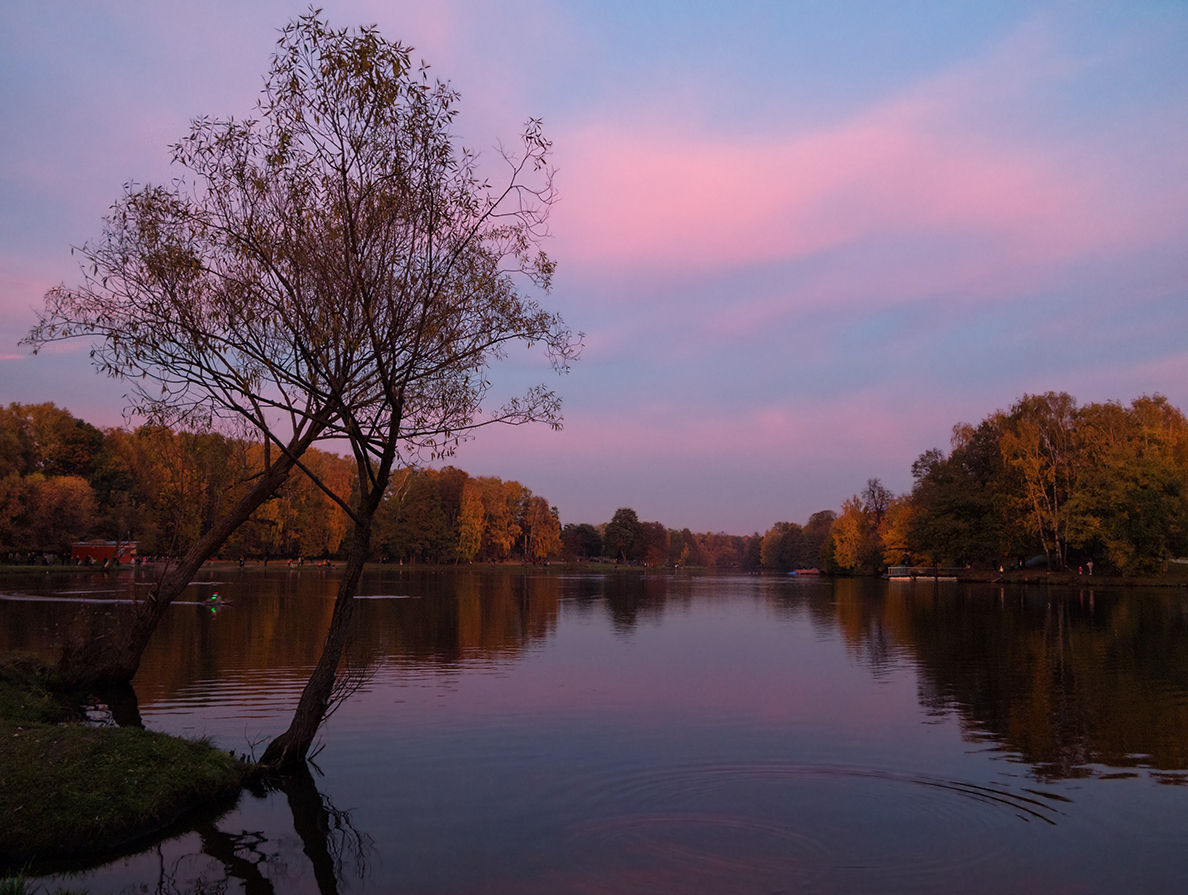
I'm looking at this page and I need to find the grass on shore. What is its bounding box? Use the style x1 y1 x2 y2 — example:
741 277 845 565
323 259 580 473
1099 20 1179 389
0 654 250 871
0 872 85 895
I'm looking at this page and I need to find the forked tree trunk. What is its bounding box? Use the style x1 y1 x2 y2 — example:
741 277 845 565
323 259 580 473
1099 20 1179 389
56 448 306 688
260 513 374 767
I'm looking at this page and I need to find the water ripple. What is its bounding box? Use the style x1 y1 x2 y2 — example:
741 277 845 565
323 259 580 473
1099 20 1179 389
559 761 1063 894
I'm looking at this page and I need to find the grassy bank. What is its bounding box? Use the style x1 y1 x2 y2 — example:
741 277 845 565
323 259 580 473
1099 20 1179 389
0 655 251 870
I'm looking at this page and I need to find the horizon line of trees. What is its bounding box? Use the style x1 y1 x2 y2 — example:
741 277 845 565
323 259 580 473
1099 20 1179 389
2 400 847 572
8 391 1184 577
561 509 771 570
559 507 838 573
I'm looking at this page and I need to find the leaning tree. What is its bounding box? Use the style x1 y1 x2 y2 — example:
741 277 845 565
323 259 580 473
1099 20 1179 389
26 8 577 726
251 14 577 765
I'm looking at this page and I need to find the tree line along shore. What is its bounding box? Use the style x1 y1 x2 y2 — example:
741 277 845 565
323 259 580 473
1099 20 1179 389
567 390 1188 581
4 390 1187 580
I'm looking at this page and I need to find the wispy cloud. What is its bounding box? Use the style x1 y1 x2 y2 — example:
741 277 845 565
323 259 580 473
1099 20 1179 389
552 12 1185 309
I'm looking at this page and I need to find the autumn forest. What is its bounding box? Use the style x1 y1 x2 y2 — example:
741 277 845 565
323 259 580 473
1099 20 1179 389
3 390 1187 576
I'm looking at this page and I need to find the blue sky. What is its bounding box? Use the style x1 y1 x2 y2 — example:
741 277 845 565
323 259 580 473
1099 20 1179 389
2 1 1186 532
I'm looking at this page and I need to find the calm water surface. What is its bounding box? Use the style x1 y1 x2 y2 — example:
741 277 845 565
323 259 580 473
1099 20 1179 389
4 568 1188 893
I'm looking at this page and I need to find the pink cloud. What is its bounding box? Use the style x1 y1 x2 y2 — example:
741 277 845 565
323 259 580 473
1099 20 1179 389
550 19 1186 309
461 392 941 474
556 116 1101 279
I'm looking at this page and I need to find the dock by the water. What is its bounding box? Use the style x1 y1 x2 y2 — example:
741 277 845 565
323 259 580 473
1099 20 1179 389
886 565 963 581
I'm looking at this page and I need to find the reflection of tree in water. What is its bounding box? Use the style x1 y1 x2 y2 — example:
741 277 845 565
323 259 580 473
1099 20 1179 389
829 582 1188 781
355 569 562 664
149 766 371 895
281 764 372 895
766 578 902 675
602 573 671 634
830 578 902 676
191 827 271 895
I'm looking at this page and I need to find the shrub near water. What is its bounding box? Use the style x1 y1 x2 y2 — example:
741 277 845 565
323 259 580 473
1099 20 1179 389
0 657 247 866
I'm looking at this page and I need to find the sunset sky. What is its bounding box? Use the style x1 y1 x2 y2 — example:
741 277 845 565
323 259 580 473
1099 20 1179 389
2 1 1185 533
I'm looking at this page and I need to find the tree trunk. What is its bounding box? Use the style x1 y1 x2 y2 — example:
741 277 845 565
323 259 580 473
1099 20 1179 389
56 448 304 688
261 437 397 768
260 513 373 767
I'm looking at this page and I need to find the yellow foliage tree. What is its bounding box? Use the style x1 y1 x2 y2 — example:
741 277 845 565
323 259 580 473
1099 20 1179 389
998 392 1078 569
525 495 561 560
831 496 868 571
456 478 485 562
880 496 916 567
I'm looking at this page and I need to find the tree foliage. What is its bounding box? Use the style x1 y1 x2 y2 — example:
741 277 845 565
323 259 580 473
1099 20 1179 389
603 508 641 562
761 522 805 572
901 392 1188 573
560 523 602 560
1065 396 1188 573
998 392 1079 569
907 418 1018 566
2 405 541 563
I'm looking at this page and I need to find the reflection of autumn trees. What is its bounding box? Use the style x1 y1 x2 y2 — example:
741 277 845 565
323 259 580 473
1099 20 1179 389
1 569 705 693
601 572 674 632
124 570 561 703
361 570 561 663
827 578 910 672
0 569 564 703
821 580 1188 779
9 569 1186 782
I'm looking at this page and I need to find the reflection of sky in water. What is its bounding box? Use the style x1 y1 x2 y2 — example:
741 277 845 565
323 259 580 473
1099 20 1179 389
18 571 1188 894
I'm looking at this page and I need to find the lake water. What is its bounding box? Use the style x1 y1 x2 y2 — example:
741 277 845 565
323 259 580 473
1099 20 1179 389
5 567 1188 893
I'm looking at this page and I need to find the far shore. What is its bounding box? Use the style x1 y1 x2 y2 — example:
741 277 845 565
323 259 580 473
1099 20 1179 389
4 558 1188 588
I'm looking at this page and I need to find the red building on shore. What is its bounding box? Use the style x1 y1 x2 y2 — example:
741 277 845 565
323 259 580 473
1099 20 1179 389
71 541 137 564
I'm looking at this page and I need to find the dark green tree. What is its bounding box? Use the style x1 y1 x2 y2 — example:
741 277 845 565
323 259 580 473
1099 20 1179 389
639 520 669 565
561 523 602 560
382 470 448 562
908 419 1019 566
603 508 642 562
